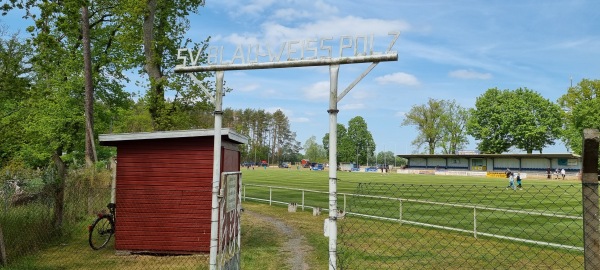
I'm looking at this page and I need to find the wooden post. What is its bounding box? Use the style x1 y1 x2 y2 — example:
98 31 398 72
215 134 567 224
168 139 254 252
582 129 600 270
0 224 6 266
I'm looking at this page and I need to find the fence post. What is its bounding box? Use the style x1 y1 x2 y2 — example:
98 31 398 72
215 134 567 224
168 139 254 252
302 190 305 211
243 185 246 201
399 199 403 224
473 207 477 238
582 128 600 270
269 187 272 206
0 224 6 266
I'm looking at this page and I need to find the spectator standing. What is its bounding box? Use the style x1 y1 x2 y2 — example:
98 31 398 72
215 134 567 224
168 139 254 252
505 169 515 190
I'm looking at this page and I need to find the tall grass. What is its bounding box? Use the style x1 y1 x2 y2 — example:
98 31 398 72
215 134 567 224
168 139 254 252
0 166 112 265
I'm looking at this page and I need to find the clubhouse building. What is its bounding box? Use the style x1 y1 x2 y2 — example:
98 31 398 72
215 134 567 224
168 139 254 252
396 152 581 174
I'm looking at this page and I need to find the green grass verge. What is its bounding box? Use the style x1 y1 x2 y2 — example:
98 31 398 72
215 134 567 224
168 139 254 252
1 167 586 269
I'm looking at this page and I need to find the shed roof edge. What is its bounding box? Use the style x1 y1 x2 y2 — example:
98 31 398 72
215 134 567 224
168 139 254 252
99 128 248 145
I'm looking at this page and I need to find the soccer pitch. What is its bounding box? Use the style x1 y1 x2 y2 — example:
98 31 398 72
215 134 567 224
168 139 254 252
240 168 584 249
240 168 585 269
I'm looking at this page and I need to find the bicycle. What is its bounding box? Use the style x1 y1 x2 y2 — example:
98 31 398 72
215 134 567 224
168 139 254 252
88 203 116 250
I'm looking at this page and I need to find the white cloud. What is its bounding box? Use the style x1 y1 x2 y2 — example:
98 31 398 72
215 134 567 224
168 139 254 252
261 16 409 45
375 72 420 86
272 0 339 21
236 83 260 92
449 69 492 80
223 33 260 45
303 81 330 101
394 111 406 117
234 0 276 16
340 103 365 110
265 107 292 116
291 117 310 123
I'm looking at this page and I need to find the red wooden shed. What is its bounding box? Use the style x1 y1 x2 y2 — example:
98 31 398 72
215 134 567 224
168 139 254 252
99 128 247 254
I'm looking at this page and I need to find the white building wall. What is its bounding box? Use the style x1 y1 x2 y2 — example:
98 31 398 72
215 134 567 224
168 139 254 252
448 157 469 169
409 158 427 167
521 158 551 170
493 158 520 170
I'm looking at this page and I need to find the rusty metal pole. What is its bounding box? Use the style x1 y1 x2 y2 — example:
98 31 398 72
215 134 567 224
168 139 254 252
582 129 600 270
0 224 6 266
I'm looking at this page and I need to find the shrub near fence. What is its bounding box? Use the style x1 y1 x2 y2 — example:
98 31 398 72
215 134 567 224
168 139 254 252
0 167 113 267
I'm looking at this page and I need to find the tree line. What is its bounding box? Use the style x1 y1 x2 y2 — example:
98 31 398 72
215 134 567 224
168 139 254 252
402 82 600 156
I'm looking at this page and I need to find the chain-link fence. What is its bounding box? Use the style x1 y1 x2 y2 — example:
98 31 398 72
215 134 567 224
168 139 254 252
0 168 210 269
338 183 585 269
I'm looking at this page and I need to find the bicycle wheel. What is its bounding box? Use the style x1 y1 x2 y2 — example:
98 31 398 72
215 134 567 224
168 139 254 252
88 215 114 250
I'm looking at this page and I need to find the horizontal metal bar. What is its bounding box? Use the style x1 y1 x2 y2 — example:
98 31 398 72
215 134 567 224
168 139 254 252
174 53 398 72
243 184 581 219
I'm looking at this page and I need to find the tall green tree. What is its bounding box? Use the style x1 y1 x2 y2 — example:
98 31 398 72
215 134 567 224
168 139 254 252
402 98 446 154
304 136 326 163
322 123 356 163
439 100 469 154
468 87 562 154
115 0 211 130
467 88 512 153
1 1 134 168
0 32 31 165
347 116 375 165
557 79 600 154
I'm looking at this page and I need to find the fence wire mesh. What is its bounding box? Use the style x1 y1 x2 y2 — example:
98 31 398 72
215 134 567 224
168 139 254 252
338 183 585 269
0 169 210 269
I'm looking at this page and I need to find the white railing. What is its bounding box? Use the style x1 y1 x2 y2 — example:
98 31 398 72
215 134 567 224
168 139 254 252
242 184 583 251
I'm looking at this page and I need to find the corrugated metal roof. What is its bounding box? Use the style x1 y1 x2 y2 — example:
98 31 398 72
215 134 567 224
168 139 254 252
99 128 248 145
396 153 580 159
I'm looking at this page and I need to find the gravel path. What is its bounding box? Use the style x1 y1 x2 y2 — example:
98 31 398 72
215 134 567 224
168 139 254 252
244 210 312 270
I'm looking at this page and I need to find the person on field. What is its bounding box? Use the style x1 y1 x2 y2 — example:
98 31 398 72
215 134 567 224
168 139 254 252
554 168 560 179
561 168 566 180
506 169 515 190
547 167 551 179
516 173 522 189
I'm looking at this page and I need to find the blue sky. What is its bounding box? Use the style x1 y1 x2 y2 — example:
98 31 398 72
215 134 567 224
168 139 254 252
3 1 600 155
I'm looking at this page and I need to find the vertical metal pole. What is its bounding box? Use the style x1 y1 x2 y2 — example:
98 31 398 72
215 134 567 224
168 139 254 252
209 70 224 270
399 200 402 223
473 207 477 238
269 187 272 206
0 224 6 267
110 157 117 204
582 129 600 270
302 190 305 211
328 64 339 270
343 194 346 213
243 185 246 202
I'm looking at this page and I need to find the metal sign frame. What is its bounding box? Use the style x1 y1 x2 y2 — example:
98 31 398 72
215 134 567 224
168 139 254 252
175 34 398 270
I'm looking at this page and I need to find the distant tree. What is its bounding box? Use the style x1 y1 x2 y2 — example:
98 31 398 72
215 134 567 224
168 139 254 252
0 32 31 165
439 100 469 154
402 98 446 154
304 136 326 162
347 116 375 165
557 79 600 154
510 88 562 153
376 151 395 166
323 123 356 163
468 87 562 154
467 88 512 154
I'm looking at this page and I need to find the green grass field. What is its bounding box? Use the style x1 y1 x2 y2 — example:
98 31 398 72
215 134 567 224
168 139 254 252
241 167 585 269
1 167 586 269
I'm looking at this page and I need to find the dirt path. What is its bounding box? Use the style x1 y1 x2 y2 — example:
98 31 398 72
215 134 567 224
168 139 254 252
244 210 312 270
